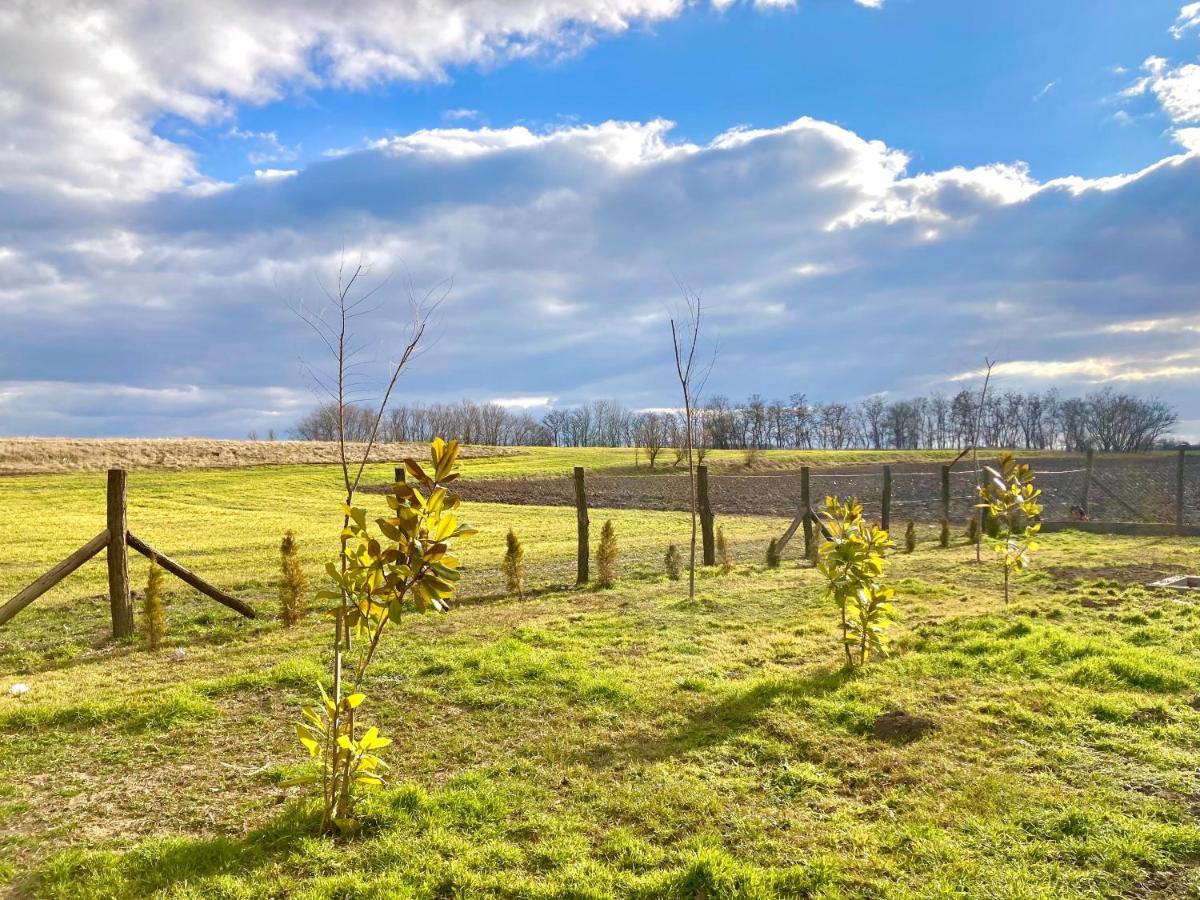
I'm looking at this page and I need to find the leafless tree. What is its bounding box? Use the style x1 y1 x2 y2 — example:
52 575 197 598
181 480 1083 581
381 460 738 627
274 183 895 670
971 358 995 564
636 412 667 467
670 284 714 599
293 257 444 503
292 252 444 719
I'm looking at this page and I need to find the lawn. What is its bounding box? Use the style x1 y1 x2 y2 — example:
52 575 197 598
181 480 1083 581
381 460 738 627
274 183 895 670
1 452 1199 897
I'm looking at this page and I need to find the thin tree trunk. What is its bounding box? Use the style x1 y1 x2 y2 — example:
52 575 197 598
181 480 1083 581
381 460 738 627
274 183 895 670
972 359 995 565
685 397 697 598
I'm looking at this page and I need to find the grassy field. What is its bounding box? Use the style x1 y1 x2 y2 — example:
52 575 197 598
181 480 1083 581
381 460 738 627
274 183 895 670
0 438 1102 478
1 450 1200 897
0 439 515 476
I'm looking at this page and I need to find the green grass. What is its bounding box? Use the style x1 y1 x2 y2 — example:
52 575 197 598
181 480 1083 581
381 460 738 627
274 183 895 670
1 453 1200 897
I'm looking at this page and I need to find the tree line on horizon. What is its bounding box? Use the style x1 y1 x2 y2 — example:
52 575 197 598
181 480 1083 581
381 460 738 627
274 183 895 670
292 387 1180 457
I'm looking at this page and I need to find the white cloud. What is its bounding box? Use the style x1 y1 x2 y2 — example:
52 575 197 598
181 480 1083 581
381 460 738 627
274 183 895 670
1121 55 1200 143
490 396 556 409
1 111 1198 434
253 168 298 181
227 127 299 164
1033 79 1059 101
1152 63 1200 123
0 0 877 200
1171 2 1200 38
0 380 309 436
950 355 1200 384
1103 315 1200 335
1174 126 1200 150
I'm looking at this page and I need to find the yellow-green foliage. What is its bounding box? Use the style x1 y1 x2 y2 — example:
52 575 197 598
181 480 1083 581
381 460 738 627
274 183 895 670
502 527 526 600
716 525 732 574
5 465 1200 898
664 543 682 580
141 557 166 651
278 530 308 626
978 453 1043 603
817 496 897 666
905 521 916 553
596 520 618 588
765 538 781 569
295 438 475 834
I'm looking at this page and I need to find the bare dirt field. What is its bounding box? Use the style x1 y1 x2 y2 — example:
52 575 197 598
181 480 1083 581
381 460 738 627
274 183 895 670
369 463 943 518
0 438 514 475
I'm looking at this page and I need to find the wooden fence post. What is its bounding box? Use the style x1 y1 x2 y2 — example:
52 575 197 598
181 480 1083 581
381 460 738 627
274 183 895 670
800 466 814 560
940 465 951 548
1177 448 1186 532
394 465 406 484
3 469 255 630
698 465 715 566
573 467 589 585
1082 449 1095 516
881 465 892 532
106 468 133 638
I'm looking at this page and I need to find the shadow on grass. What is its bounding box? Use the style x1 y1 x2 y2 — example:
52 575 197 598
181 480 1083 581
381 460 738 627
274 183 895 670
455 580 580 606
581 666 855 768
22 802 319 897
0 599 271 678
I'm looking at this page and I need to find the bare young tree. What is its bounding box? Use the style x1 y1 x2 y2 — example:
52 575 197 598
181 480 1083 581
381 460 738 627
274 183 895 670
292 253 445 770
971 358 996 564
636 411 666 467
670 284 714 599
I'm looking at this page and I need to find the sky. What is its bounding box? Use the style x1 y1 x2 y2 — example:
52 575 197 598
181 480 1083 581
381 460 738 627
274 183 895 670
1 0 1199 439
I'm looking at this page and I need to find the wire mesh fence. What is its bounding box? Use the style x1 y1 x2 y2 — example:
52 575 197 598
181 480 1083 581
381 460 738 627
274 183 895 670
436 452 1199 529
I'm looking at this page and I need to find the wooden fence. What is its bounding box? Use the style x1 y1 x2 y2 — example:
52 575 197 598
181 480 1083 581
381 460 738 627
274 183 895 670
559 450 1198 576
0 469 255 635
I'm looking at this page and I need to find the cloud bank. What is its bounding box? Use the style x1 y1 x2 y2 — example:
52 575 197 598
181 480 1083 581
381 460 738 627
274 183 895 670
1 0 1199 439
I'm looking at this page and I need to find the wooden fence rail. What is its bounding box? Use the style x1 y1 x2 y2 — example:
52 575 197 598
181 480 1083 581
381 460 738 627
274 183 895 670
1 469 254 636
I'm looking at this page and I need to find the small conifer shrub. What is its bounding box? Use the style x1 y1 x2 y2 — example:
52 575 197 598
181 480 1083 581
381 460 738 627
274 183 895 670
904 521 916 553
716 525 732 574
664 544 682 581
984 509 1002 539
596 520 618 587
766 538 781 569
141 556 166 651
279 530 309 626
966 515 980 545
502 527 526 600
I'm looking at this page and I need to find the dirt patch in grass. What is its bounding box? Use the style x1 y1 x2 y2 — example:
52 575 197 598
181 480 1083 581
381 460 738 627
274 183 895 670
870 710 938 743
1123 862 1200 898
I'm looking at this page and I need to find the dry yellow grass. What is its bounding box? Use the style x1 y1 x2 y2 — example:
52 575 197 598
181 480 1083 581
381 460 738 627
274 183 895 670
0 438 514 475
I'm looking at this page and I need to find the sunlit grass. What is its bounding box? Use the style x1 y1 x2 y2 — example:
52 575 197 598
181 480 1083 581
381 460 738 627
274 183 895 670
1 458 1199 896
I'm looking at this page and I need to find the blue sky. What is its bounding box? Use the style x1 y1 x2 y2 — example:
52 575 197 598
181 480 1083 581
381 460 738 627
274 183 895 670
176 1 1185 182
1 0 1199 438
